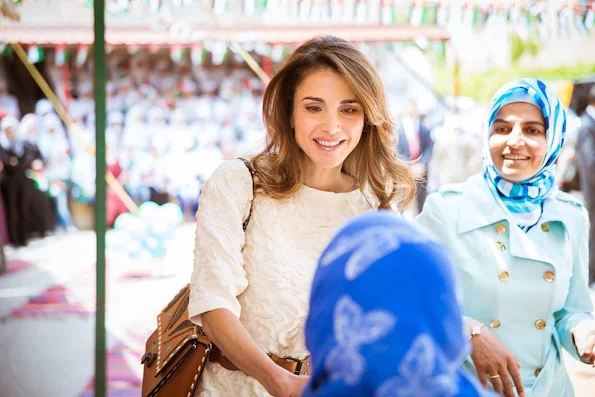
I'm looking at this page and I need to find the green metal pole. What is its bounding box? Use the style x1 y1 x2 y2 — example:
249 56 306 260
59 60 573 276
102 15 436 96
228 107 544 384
93 1 107 397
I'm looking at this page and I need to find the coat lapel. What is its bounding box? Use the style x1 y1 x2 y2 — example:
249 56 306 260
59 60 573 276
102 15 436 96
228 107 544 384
456 175 566 265
457 174 508 234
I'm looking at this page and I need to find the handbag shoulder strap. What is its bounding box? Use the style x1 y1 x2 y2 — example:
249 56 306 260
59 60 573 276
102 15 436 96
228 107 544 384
238 157 255 232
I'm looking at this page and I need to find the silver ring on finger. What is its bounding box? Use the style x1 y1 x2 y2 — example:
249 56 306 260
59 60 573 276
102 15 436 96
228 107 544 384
489 374 501 379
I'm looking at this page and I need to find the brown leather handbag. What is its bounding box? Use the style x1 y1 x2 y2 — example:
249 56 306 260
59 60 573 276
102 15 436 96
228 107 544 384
141 158 255 397
141 284 211 397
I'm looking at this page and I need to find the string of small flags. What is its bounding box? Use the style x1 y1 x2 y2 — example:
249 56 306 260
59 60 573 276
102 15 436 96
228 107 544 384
81 0 595 38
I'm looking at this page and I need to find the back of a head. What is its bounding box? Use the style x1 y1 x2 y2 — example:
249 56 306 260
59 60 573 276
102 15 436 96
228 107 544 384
304 212 491 396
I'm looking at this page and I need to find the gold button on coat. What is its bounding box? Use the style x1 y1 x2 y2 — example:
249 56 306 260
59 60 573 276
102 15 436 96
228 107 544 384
535 319 546 330
490 320 501 328
496 241 506 251
541 223 550 232
543 271 555 282
534 368 542 377
495 223 506 234
498 271 510 281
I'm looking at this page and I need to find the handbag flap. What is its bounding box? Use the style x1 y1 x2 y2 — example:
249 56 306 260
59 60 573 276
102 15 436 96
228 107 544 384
154 284 211 376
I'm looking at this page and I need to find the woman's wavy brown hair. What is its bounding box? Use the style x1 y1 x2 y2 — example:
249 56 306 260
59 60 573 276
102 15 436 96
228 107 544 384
251 35 415 210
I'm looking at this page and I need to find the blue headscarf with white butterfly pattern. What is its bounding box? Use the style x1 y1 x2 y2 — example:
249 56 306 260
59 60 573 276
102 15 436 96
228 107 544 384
483 78 567 231
303 211 496 397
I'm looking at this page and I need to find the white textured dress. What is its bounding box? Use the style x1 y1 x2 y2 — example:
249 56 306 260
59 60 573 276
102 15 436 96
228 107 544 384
189 159 374 396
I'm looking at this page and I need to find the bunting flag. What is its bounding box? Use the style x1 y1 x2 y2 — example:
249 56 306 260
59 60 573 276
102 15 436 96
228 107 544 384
587 1 595 31
271 44 287 62
574 3 590 36
191 45 208 65
507 1 520 23
55 46 69 67
557 5 571 39
213 0 227 14
421 1 438 26
516 7 530 40
289 0 299 18
27 46 44 64
149 0 161 12
409 0 424 27
436 0 449 27
170 46 186 63
299 0 312 20
310 0 322 21
227 43 245 62
76 46 89 67
0 44 11 56
128 45 141 56
355 0 367 23
254 42 272 58
341 0 356 23
461 1 474 29
330 0 343 22
257 0 268 11
82 0 595 42
244 0 256 16
530 1 548 40
380 0 394 26
472 2 489 28
210 42 229 65
311 0 330 21
266 0 281 15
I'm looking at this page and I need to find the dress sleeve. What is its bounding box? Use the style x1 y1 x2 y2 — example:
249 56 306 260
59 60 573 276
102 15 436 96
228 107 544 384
188 160 253 326
554 207 595 360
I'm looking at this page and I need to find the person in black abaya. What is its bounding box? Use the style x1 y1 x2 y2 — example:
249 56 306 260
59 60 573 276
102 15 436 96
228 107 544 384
19 114 56 236
0 116 29 246
0 116 54 247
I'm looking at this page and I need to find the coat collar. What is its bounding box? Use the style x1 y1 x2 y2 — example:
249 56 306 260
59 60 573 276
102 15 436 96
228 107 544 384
456 174 567 265
456 174 507 235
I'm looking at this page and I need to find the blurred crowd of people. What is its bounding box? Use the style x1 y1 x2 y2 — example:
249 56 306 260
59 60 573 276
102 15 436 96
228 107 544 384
0 47 587 248
0 51 267 247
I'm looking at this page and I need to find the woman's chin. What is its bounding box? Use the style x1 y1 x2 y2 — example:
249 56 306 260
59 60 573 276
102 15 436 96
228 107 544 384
499 167 536 183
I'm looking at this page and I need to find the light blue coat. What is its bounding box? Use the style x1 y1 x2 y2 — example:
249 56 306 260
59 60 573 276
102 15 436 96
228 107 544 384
415 174 594 397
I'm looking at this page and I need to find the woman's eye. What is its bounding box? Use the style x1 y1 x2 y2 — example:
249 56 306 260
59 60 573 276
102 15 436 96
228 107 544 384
341 108 359 115
306 106 322 113
526 128 542 135
494 126 510 133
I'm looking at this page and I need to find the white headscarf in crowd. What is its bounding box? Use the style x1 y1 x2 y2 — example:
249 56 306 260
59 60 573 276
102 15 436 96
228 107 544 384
18 113 39 144
0 115 23 156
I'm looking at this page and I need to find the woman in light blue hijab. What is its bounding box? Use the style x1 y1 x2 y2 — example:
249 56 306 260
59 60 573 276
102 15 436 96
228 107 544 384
416 78 595 397
304 211 495 397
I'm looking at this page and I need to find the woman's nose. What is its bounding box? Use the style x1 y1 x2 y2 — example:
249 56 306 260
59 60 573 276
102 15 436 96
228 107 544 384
323 114 340 135
507 125 525 148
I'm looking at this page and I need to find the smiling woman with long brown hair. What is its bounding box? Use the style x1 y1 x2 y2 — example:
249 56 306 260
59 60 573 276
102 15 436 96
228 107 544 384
252 37 415 210
188 35 415 397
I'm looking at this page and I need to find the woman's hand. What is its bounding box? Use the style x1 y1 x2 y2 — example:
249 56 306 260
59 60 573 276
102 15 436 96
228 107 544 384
267 370 310 397
572 320 595 364
467 319 525 397
202 309 309 397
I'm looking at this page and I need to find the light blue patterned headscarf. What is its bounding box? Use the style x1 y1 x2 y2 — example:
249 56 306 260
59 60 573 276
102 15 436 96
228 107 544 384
304 212 497 397
483 78 566 231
